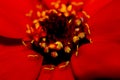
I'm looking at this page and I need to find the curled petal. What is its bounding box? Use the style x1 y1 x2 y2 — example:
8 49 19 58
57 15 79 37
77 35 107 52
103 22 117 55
0 45 43 80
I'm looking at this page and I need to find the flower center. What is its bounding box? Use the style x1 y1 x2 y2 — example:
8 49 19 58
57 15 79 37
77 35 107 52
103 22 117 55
23 1 91 66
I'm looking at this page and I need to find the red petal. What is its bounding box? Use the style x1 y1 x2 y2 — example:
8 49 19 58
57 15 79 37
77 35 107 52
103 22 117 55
71 42 120 79
38 66 54 80
0 45 43 80
83 0 112 16
88 0 120 38
52 64 74 80
0 0 36 38
71 1 120 79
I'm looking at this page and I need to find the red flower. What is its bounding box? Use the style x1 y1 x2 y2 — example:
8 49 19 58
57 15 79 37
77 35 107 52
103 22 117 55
0 0 120 80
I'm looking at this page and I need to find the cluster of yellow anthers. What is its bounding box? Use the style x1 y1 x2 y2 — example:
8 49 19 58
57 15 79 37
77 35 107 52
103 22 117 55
23 0 91 69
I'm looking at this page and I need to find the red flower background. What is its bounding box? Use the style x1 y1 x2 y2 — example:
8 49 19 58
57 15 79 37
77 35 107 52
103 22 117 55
0 0 120 80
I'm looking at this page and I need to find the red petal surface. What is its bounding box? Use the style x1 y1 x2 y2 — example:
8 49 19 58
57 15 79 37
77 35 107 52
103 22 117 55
83 0 112 16
38 66 54 80
71 0 120 79
52 64 74 80
0 0 36 38
0 45 43 80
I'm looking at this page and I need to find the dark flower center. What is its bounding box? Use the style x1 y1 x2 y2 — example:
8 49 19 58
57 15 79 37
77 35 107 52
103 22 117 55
24 2 91 66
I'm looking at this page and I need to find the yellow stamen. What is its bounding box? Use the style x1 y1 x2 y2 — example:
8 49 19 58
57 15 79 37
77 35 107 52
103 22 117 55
35 22 40 29
49 44 56 49
36 4 42 9
41 11 46 17
64 12 69 17
67 5 72 11
59 61 69 68
75 19 81 26
31 40 34 44
85 23 91 34
75 28 80 32
82 11 90 18
26 10 33 17
59 4 67 12
22 41 27 46
27 54 39 58
39 42 46 48
78 32 85 39
75 45 79 56
71 10 76 15
55 41 63 50
51 51 58 58
68 19 72 23
42 38 46 41
26 24 31 34
44 65 55 70
37 11 41 17
71 2 84 6
64 46 71 53
73 36 79 43
33 19 39 24
44 47 49 53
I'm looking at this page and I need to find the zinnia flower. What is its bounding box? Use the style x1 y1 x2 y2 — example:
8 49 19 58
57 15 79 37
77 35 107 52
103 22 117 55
0 0 120 80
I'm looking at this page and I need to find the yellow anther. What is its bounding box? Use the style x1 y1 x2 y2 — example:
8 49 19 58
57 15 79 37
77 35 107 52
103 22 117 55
39 42 46 48
27 54 39 58
64 12 69 17
31 40 34 44
26 30 31 34
39 18 44 21
43 65 55 70
42 38 46 41
37 11 41 17
51 9 58 14
26 10 33 17
59 4 67 12
82 11 90 18
33 19 39 24
44 47 49 53
49 44 56 49
73 36 79 43
59 61 69 68
58 13 62 16
22 41 27 46
26 24 31 34
89 38 93 43
44 67 54 70
35 22 40 29
71 2 84 6
75 28 80 32
64 46 71 53
78 32 85 39
51 0 60 8
85 23 91 34
68 42 71 44
68 19 72 23
71 10 76 15
36 4 42 9
51 51 58 58
55 41 63 50
67 5 72 11
41 11 46 17
75 45 79 56
75 19 81 26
